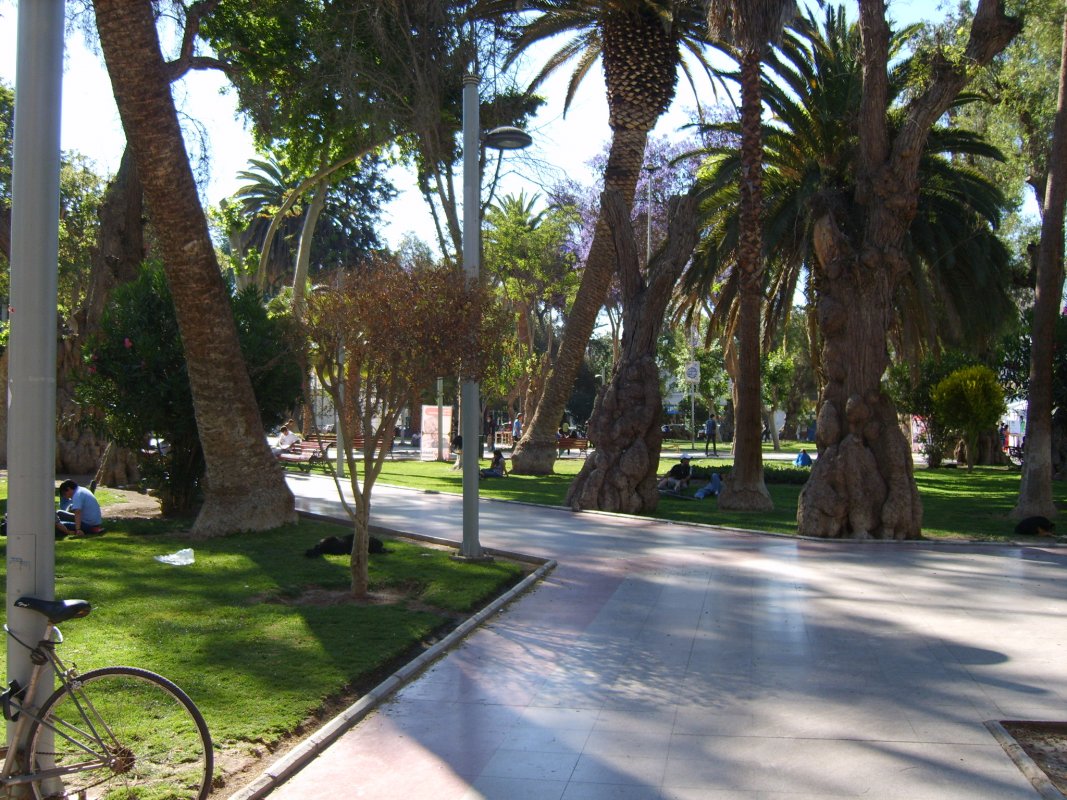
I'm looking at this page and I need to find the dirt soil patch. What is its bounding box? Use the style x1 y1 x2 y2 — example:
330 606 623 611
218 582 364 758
104 486 163 519
1001 722 1067 796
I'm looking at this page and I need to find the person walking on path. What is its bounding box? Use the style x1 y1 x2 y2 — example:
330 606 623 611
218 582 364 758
704 413 718 456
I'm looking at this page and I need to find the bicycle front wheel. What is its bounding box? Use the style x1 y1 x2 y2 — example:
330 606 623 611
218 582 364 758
27 665 213 800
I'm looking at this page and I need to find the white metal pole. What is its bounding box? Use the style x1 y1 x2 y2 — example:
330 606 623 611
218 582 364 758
7 0 64 758
335 346 345 477
436 377 444 461
459 72 483 559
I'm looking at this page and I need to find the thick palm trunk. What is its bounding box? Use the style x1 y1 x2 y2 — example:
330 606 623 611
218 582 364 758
511 129 649 473
93 0 295 536
796 0 1017 539
1013 8 1067 520
567 190 699 512
798 264 920 538
719 50 772 511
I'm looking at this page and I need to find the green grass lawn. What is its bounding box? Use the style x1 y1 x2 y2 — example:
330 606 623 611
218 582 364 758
361 449 1066 541
0 494 527 763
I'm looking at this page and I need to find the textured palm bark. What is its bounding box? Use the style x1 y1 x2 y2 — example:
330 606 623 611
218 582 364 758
93 0 295 536
566 190 699 513
1013 8 1067 520
719 49 772 512
511 128 648 473
797 256 921 539
796 0 1018 539
512 8 681 475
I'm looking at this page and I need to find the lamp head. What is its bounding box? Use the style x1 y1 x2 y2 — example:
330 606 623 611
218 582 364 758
482 126 533 151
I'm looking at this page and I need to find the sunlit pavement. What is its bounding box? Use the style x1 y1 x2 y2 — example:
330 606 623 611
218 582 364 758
261 472 1065 799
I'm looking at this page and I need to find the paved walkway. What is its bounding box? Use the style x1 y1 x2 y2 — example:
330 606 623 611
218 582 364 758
261 473 1066 799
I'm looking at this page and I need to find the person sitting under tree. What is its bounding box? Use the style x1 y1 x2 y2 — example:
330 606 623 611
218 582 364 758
657 454 693 493
480 449 509 479
55 479 104 537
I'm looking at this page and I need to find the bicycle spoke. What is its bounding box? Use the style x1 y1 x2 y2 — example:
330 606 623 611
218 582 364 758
28 667 212 800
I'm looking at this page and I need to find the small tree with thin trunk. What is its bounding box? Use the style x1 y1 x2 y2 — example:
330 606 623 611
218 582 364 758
304 256 506 597
931 366 1006 472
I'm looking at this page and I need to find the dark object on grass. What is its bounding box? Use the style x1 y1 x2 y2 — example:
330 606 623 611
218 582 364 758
1013 516 1057 537
304 533 386 557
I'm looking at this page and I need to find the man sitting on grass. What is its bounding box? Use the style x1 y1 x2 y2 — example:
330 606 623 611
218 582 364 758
55 480 104 537
657 454 693 493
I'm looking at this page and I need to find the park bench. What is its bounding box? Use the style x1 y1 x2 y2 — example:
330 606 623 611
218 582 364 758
277 439 334 472
557 436 590 456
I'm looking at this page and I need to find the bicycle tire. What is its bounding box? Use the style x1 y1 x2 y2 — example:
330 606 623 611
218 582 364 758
26 665 213 800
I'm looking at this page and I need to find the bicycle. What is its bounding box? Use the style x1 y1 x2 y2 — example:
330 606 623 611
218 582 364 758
0 596 213 800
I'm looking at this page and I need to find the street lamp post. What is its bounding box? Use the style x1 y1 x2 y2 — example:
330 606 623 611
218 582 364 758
458 72 531 560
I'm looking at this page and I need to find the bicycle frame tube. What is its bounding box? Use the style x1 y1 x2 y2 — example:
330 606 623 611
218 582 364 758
0 621 110 789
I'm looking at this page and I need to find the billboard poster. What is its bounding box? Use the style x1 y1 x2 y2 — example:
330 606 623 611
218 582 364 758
420 404 452 461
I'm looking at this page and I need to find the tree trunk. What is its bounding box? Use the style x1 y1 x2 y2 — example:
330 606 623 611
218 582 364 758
510 128 649 474
291 176 327 318
93 441 141 488
349 502 371 598
798 252 922 539
567 356 662 513
0 205 10 262
93 0 296 536
566 190 699 512
719 49 772 512
1013 6 1067 521
57 148 146 480
797 0 1018 538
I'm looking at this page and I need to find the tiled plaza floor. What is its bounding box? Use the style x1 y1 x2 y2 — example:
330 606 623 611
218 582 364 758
259 475 1065 799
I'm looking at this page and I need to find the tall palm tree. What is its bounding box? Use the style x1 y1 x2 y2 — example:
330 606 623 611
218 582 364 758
703 0 796 511
93 0 297 536
682 6 1017 369
231 156 306 292
476 0 715 474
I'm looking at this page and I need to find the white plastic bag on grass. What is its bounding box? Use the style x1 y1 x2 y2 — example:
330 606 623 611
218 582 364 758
155 548 194 566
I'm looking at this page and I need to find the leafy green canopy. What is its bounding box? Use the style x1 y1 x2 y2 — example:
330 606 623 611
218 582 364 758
78 264 303 514
685 4 1018 359
932 364 1006 470
0 79 11 204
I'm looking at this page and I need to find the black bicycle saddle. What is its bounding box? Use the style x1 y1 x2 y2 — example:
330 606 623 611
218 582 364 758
13 597 92 623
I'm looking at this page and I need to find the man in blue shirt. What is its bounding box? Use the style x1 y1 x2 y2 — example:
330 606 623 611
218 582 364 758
55 480 104 537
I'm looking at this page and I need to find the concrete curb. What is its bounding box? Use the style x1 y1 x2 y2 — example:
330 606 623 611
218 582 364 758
225 534 555 800
986 720 1067 800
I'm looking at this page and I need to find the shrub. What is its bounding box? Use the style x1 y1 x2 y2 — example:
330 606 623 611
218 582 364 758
78 263 302 513
932 365 1006 471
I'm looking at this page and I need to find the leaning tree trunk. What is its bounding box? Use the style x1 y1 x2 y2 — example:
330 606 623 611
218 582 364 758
566 190 699 513
511 129 648 474
93 0 296 536
1013 5 1067 520
512 9 681 475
